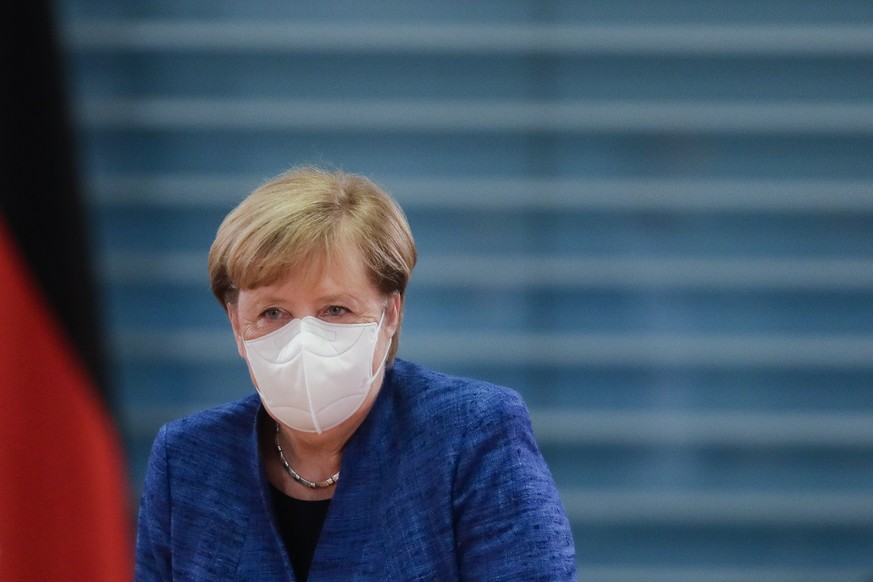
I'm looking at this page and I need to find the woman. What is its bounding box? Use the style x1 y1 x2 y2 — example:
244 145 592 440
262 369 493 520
135 166 577 580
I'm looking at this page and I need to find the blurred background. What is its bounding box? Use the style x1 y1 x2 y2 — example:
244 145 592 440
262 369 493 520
46 0 873 580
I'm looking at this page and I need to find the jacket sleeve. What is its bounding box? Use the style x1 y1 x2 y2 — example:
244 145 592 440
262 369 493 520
135 425 173 581
452 389 577 581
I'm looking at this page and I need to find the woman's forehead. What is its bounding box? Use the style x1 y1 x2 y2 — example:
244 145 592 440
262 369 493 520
261 243 377 298
301 240 367 281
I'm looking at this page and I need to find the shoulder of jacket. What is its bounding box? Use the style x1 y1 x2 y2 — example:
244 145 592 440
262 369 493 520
159 393 260 449
390 358 527 424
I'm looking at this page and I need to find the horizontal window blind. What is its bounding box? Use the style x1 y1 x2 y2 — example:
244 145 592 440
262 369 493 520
56 2 873 579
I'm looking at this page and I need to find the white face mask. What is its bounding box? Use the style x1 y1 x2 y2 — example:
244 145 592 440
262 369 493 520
243 314 389 434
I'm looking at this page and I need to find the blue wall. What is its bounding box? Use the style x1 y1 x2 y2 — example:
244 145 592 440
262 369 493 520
56 2 873 580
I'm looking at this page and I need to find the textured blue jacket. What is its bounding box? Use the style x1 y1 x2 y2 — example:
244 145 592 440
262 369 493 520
135 359 577 580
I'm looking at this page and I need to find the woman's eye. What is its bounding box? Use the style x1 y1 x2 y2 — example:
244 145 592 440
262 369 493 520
324 305 348 317
262 307 284 320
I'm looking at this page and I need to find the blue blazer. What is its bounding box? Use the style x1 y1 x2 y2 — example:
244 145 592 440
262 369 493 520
136 359 577 580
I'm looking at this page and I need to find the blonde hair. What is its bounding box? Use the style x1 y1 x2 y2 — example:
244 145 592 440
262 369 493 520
208 166 417 363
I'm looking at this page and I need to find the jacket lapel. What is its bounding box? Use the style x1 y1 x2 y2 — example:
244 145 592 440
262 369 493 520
307 369 396 579
227 401 296 580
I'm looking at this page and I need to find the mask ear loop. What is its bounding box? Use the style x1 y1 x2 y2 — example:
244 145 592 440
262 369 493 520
369 305 392 383
369 337 392 384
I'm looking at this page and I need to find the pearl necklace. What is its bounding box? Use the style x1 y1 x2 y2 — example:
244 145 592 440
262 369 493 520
274 423 340 489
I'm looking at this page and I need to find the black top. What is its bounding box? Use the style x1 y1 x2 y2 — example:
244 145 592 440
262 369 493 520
270 485 331 582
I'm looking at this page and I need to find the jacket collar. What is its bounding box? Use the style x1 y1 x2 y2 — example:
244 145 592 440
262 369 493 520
245 364 399 579
307 363 397 577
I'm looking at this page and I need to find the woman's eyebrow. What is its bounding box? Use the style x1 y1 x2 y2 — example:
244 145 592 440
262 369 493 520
316 293 362 305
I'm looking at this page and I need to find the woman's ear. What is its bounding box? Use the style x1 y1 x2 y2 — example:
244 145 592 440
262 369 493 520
385 291 402 337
